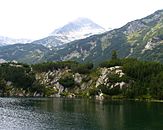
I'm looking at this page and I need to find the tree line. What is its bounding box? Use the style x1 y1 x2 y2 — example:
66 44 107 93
0 53 163 99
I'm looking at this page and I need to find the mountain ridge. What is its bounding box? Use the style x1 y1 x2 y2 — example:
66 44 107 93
46 9 163 63
0 9 163 64
0 36 33 46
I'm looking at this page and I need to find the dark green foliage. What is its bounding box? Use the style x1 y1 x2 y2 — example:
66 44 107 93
0 62 56 96
99 59 122 68
32 82 56 96
72 62 94 74
121 58 163 98
149 72 163 99
108 74 121 83
98 85 121 96
1 57 163 99
122 59 163 81
111 50 117 60
0 79 6 93
99 51 121 67
108 74 129 83
89 88 98 96
0 63 35 89
32 61 78 72
32 81 45 93
0 79 11 96
124 81 148 98
59 74 75 88
98 57 163 99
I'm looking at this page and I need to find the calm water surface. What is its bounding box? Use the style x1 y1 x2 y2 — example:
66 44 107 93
0 98 163 130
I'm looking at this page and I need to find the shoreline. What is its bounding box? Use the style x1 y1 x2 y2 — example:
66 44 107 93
1 96 163 103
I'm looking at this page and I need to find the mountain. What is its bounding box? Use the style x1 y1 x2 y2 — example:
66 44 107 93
46 10 163 63
0 36 33 46
0 43 51 64
32 36 64 49
0 10 163 64
51 17 105 43
33 18 105 48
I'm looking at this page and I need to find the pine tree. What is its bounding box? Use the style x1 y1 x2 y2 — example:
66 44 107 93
111 50 117 60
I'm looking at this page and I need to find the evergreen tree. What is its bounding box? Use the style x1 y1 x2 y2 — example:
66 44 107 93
111 50 117 60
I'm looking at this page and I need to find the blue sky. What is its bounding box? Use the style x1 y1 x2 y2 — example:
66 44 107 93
0 0 162 39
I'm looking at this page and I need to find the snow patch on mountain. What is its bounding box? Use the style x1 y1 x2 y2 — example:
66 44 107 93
0 36 33 46
50 17 105 43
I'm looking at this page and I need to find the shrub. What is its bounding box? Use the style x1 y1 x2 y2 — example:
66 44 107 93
59 74 75 88
89 88 98 96
72 63 93 74
99 59 122 68
98 84 121 96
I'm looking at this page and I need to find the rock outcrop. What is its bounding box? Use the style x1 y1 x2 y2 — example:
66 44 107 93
35 66 128 99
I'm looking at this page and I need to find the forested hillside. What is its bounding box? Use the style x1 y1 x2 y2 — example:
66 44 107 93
1 57 163 100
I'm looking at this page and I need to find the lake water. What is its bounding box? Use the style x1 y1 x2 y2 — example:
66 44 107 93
0 98 163 130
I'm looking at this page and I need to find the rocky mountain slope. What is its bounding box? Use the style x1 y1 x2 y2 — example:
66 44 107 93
47 10 163 63
0 10 162 64
0 43 51 64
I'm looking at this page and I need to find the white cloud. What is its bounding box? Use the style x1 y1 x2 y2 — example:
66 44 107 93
0 0 162 39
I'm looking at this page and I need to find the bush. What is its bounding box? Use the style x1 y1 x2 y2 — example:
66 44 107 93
108 74 121 83
107 74 129 83
98 84 121 96
59 74 75 88
32 61 78 72
89 88 98 96
0 79 6 92
0 63 35 89
99 59 122 68
72 63 93 74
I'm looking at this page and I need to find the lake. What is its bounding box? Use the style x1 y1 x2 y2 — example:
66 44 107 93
0 98 163 130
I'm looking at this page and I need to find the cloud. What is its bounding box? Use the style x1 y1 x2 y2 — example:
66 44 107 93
0 0 162 39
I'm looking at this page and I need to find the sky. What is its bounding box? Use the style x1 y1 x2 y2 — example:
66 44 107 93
0 0 162 39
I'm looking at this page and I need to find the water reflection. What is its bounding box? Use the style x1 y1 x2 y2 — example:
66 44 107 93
26 98 126 129
0 98 163 130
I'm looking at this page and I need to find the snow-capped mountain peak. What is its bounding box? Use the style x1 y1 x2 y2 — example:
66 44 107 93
30 18 106 49
50 17 105 43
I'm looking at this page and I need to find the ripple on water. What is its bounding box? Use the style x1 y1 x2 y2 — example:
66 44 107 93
0 98 93 130
1 98 163 130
